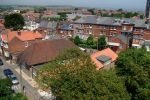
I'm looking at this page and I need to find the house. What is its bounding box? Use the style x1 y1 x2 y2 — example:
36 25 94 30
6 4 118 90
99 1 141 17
57 16 150 52
23 20 39 31
22 11 40 22
36 19 58 39
91 48 118 70
57 23 74 37
17 39 77 78
0 30 43 61
143 30 150 51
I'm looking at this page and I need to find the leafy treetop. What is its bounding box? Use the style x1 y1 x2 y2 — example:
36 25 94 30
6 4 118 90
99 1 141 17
4 13 25 31
116 48 150 99
37 48 130 99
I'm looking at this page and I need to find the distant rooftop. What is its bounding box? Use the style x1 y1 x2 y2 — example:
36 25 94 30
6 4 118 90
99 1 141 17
75 15 147 28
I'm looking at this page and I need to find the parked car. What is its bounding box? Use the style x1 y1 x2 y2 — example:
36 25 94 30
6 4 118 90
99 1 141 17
0 59 3 66
3 69 13 77
10 74 19 85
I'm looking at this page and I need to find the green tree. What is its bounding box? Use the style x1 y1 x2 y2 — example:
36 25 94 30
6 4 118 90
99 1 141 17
116 48 150 99
0 78 12 99
13 93 28 100
34 7 47 13
117 8 123 12
37 48 130 100
74 36 82 45
74 8 79 10
87 9 95 15
58 12 67 21
140 14 144 19
4 13 25 30
86 35 94 45
0 78 28 100
98 35 107 50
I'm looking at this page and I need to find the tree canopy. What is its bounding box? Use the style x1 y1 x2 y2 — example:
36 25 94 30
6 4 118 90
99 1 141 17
116 48 150 99
58 12 68 21
37 48 130 99
4 13 25 30
74 36 82 45
87 9 95 15
0 78 28 100
101 11 140 18
86 35 94 45
98 35 107 50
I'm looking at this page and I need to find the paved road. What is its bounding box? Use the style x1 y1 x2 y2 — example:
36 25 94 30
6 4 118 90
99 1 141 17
0 64 6 79
0 57 41 100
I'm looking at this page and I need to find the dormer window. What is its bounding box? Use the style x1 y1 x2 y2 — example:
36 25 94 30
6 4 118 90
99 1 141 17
25 41 28 47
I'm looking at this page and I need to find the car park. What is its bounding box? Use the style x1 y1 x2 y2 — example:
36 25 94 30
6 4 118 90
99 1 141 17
3 69 13 77
10 74 19 85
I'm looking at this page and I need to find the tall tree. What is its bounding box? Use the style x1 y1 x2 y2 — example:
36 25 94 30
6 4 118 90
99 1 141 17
0 78 28 100
98 35 107 50
74 36 82 45
116 48 150 99
4 13 25 30
88 9 95 15
86 35 94 45
37 48 130 99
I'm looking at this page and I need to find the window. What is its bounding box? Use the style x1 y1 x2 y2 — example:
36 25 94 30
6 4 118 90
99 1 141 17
103 26 106 29
25 41 28 47
89 30 92 34
89 25 92 28
123 26 127 30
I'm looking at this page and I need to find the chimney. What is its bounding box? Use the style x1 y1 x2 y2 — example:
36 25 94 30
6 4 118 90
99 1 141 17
17 31 21 35
33 30 36 33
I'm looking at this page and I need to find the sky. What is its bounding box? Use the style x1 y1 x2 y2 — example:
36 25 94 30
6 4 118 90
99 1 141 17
0 0 147 11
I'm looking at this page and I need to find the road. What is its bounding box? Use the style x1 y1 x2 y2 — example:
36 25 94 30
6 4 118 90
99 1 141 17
0 57 41 100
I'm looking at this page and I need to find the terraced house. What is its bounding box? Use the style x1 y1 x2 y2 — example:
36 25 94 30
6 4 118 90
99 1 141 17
58 15 150 52
0 30 43 62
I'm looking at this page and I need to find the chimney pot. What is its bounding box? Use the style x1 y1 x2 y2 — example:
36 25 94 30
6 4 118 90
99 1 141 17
17 31 21 35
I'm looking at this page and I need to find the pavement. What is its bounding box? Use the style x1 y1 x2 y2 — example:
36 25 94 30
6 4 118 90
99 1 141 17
0 57 41 100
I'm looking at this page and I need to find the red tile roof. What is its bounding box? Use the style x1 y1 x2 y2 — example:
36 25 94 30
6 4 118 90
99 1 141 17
91 48 118 70
108 37 121 43
17 39 77 66
1 30 42 42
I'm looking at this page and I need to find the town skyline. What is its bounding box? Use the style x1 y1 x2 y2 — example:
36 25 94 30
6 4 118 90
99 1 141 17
0 0 147 11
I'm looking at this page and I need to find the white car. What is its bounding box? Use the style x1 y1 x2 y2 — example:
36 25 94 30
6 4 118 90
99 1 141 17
10 74 19 85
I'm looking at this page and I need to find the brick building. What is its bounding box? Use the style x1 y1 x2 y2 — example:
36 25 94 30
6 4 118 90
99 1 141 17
58 15 149 52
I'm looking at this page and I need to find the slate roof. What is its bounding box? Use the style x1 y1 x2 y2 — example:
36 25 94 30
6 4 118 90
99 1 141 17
60 23 73 30
75 16 147 28
75 15 97 24
39 20 57 29
132 19 146 28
